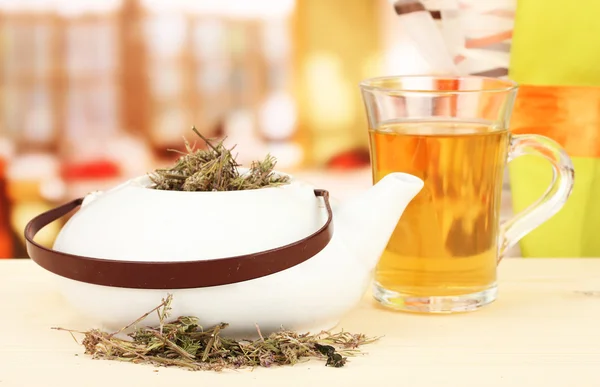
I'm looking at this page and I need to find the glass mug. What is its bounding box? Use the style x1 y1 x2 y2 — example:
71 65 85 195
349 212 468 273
359 75 574 313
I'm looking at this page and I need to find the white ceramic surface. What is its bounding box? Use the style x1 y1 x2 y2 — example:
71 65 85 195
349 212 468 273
50 170 424 336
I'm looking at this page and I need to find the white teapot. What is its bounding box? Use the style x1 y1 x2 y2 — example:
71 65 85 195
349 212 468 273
25 170 423 336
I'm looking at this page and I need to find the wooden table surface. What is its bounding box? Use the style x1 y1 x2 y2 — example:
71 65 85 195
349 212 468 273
2 259 600 387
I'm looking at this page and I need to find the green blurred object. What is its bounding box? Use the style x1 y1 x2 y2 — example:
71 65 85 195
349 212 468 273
508 0 600 257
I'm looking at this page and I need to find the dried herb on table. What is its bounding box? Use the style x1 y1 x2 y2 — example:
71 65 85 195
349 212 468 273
315 343 347 367
148 126 290 191
53 295 378 371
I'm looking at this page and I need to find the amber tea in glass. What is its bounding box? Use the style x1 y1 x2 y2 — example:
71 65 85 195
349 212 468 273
360 76 574 313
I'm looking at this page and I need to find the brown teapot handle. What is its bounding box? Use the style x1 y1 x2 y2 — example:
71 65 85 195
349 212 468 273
24 189 333 289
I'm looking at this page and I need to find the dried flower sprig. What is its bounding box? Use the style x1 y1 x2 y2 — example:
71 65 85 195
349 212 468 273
53 295 379 371
148 126 290 191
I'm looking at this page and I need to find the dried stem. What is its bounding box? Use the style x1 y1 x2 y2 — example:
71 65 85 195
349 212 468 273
55 295 379 371
108 296 170 339
148 126 290 191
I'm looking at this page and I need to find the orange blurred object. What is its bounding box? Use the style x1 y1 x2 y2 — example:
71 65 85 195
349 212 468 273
0 158 13 258
60 160 121 181
326 148 371 170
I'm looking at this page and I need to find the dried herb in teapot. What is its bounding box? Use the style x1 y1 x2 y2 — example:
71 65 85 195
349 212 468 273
148 126 290 191
53 294 378 371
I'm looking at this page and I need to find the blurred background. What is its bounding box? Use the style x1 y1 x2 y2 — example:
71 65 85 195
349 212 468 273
0 0 518 258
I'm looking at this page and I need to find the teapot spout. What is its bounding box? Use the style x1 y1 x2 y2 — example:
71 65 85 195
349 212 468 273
336 173 423 270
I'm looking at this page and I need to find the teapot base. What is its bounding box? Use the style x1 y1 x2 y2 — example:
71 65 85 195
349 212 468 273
372 283 498 314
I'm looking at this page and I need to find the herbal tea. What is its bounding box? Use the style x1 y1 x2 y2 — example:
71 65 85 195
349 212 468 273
369 120 509 301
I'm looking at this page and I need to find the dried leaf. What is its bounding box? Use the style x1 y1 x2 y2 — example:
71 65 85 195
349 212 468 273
53 295 379 371
148 127 290 191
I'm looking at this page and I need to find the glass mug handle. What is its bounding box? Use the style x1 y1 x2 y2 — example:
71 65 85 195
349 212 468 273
498 134 575 260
